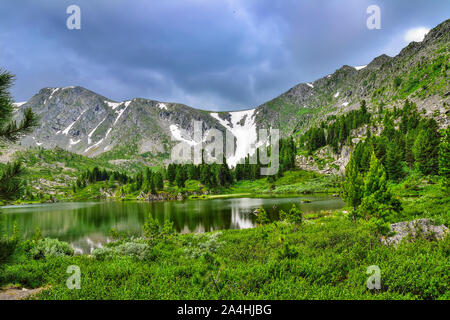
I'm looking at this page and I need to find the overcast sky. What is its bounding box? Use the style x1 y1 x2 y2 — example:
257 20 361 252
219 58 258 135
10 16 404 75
1 0 448 111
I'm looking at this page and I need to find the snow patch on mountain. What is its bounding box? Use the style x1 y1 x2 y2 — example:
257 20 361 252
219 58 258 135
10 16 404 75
210 109 257 167
354 65 367 70
306 82 314 88
88 117 107 144
13 102 26 107
105 100 122 110
113 102 131 126
105 128 112 139
158 103 168 110
70 138 81 145
44 88 60 104
61 109 88 135
334 91 340 98
169 124 198 146
84 138 104 153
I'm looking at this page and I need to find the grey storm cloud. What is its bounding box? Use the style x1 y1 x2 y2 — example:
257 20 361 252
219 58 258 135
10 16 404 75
0 0 449 111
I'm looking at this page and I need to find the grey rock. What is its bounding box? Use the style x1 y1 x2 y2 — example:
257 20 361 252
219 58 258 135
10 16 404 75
382 219 449 246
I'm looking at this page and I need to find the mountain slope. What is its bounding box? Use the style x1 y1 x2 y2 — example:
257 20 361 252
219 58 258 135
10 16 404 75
254 19 449 134
15 19 449 166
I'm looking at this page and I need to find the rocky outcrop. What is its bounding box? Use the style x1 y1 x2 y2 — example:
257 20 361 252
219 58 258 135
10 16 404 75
15 87 231 161
382 219 449 246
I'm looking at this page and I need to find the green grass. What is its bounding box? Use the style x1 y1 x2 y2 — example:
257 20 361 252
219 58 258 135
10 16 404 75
0 211 448 300
396 53 449 99
230 170 340 195
390 173 450 226
1 165 448 300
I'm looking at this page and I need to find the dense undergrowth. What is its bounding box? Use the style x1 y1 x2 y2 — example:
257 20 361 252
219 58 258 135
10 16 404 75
0 209 448 300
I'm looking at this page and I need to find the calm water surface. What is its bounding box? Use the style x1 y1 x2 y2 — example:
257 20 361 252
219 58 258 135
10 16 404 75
0 196 344 253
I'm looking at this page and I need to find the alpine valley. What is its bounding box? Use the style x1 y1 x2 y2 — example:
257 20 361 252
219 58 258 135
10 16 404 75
12 20 449 174
0 18 449 301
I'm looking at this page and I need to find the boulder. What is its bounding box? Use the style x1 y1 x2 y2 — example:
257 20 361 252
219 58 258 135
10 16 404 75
382 218 448 246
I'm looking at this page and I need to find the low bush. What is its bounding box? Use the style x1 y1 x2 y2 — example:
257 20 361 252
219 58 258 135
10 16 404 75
92 241 153 261
25 238 74 260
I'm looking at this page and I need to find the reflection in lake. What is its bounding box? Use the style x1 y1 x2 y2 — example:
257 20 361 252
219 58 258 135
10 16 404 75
0 196 344 254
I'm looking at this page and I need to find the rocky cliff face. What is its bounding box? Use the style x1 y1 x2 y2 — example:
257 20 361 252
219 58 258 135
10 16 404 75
14 19 449 169
15 86 261 166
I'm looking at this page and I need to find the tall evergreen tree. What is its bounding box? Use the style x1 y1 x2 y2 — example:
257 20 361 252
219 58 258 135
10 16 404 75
0 69 38 200
167 164 176 184
149 176 156 194
175 165 186 188
413 119 440 175
385 141 404 182
360 100 367 115
218 155 232 186
358 152 401 221
154 172 164 191
404 130 417 168
342 155 363 211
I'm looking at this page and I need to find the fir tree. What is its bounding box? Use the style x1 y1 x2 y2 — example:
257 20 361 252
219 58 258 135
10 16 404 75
358 152 401 221
413 119 440 175
175 165 186 188
0 69 38 200
342 155 363 211
385 141 404 182
149 177 156 194
167 164 176 184
154 172 164 191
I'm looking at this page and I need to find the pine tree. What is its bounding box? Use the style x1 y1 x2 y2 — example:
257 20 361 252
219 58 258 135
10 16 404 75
0 161 25 200
175 166 186 188
360 100 367 115
154 172 164 191
413 119 440 175
135 171 144 190
150 177 156 194
167 164 176 184
404 130 416 168
200 165 210 186
358 152 401 221
217 155 232 186
0 69 38 200
385 141 403 182
142 167 153 192
342 155 363 211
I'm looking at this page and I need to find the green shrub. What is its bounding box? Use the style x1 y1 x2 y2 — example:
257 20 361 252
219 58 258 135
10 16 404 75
185 232 224 259
115 242 152 260
91 247 116 261
256 207 270 225
0 222 19 264
280 204 303 226
92 241 153 261
0 237 18 264
26 238 74 260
